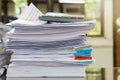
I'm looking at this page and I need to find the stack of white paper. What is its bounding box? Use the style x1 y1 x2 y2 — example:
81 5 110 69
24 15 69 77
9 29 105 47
0 24 13 76
7 3 96 78
7 20 95 41
0 23 13 76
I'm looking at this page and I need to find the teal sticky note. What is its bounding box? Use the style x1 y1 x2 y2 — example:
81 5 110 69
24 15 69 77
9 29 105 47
74 48 92 56
77 60 94 65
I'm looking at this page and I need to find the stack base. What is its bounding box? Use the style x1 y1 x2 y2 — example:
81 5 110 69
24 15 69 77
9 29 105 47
7 61 87 80
7 77 85 80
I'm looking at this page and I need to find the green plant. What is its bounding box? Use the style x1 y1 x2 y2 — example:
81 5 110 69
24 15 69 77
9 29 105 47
13 0 27 7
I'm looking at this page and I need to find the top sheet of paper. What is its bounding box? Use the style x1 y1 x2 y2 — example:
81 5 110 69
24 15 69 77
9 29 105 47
10 3 46 26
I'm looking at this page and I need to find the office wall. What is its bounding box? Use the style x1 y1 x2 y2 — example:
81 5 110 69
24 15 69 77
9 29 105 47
87 0 113 67
88 0 113 80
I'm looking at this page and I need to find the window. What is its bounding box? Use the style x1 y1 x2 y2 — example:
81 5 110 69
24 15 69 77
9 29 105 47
85 0 104 36
13 0 27 15
59 0 104 37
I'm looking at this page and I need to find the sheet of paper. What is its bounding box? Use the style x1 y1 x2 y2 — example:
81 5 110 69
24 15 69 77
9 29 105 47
7 62 87 77
9 3 46 26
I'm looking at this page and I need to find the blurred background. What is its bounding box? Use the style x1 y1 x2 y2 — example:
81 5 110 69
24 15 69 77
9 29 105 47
0 0 120 80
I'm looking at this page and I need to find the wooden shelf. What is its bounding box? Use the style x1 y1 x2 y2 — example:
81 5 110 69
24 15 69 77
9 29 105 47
0 0 2 21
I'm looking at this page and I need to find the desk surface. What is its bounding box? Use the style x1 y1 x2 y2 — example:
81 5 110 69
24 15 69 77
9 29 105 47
6 67 120 80
1 67 120 80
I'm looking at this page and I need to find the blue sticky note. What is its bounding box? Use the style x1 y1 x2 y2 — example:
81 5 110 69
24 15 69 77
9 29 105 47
74 48 92 56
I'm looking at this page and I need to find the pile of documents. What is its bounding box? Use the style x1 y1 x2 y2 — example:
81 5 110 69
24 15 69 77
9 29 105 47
0 23 13 76
6 3 96 78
